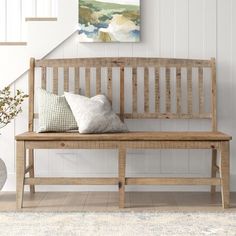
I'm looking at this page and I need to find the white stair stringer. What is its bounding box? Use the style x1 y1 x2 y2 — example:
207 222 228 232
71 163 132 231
0 0 78 89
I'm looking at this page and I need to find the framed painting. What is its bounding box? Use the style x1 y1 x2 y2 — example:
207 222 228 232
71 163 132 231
78 0 140 42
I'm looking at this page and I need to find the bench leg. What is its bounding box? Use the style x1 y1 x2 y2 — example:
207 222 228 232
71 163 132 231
119 146 126 208
29 149 35 193
16 141 25 210
211 149 217 194
220 141 230 209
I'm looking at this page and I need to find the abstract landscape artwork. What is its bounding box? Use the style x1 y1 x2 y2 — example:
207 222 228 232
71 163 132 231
78 0 140 42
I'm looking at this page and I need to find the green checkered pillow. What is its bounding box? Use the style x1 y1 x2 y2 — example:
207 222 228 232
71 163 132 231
37 88 78 132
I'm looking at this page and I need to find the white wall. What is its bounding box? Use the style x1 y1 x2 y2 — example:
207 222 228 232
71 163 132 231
0 0 76 90
1 0 236 192
0 0 57 42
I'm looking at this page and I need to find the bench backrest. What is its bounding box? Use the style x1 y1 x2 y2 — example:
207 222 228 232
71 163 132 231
28 57 217 132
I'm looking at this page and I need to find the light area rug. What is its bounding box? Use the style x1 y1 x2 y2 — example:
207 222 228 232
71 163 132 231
0 212 235 236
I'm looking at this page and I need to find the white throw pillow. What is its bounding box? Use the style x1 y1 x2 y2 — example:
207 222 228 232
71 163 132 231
64 92 128 134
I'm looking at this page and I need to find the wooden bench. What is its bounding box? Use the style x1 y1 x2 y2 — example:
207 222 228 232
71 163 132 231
15 57 232 209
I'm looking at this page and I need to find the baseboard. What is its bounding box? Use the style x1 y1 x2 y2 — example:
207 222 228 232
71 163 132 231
3 173 236 192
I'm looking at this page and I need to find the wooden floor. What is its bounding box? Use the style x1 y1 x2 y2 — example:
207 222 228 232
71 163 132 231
1 192 236 212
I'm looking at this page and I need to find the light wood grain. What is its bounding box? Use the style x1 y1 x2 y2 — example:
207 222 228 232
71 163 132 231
211 58 217 131
220 141 230 208
155 67 160 113
16 141 25 210
144 67 149 112
28 58 35 132
165 67 171 113
107 67 112 102
16 57 232 209
41 67 46 90
198 67 204 113
24 165 33 174
96 67 101 94
16 131 231 142
123 113 212 119
35 58 212 68
132 68 138 113
123 141 222 150
211 58 219 199
22 140 223 150
31 57 218 126
25 178 118 185
24 140 119 149
28 149 35 193
211 149 217 194
85 68 90 97
120 67 125 122
64 67 69 92
74 67 80 94
187 67 193 114
126 178 221 185
176 67 181 114
28 58 35 194
119 146 126 208
53 67 58 94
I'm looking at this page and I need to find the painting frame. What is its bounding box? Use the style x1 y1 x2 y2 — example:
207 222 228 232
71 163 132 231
78 0 140 43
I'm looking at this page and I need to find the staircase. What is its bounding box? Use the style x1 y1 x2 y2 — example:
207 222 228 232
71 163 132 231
0 0 78 89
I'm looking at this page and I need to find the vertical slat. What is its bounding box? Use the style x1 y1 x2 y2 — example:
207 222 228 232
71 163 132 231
155 67 160 113
74 67 80 94
96 67 101 94
187 67 193 114
120 67 125 122
28 149 35 193
211 58 217 131
28 58 35 132
176 67 181 114
64 67 69 92
107 67 112 102
132 68 137 113
220 141 230 208
41 67 46 90
85 68 90 97
28 58 36 196
198 67 204 114
211 149 217 194
16 141 25 210
119 146 126 208
165 67 171 113
144 67 149 113
53 67 58 94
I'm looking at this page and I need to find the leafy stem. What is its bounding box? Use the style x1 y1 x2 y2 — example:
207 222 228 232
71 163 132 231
0 87 28 129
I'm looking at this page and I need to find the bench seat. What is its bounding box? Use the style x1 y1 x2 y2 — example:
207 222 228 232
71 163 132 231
16 131 231 141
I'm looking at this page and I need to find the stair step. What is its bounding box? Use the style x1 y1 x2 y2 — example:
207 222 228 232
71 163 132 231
0 42 27 46
1 0 77 89
25 17 57 22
